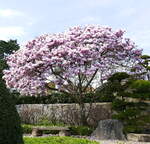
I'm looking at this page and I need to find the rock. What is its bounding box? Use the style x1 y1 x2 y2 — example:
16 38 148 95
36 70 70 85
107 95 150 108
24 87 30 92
91 119 125 140
127 133 150 142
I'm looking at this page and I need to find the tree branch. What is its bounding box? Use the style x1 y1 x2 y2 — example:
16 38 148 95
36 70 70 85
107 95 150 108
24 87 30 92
77 73 82 94
50 67 73 86
83 69 98 92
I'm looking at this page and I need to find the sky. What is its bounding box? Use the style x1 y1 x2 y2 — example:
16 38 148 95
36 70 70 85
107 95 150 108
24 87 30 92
0 0 150 54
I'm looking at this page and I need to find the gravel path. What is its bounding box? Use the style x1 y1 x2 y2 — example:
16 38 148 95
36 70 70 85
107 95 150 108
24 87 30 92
24 134 150 144
96 140 150 144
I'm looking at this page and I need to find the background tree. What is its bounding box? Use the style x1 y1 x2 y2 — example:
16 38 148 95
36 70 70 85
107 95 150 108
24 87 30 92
105 72 150 134
0 40 19 57
0 40 23 144
3 25 143 125
95 72 130 101
140 55 150 80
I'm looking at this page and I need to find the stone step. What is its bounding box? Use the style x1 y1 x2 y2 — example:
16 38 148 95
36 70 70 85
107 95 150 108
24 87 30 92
127 133 150 142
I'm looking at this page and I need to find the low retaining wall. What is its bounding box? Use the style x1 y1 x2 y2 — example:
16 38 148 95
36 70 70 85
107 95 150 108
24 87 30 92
16 103 112 126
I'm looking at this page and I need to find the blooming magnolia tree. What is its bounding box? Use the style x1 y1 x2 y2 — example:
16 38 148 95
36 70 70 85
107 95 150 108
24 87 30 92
3 25 143 125
4 25 142 97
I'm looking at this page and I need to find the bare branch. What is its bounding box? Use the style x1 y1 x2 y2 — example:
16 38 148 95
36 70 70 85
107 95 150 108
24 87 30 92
77 74 82 93
51 67 73 84
83 69 98 92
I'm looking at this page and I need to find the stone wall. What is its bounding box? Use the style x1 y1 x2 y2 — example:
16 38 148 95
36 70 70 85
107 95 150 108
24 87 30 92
16 103 112 126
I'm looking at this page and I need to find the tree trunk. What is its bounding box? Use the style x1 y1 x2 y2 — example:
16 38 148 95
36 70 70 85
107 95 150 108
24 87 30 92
79 102 88 126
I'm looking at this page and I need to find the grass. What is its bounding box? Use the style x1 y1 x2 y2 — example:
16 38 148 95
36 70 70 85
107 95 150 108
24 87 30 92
24 136 99 144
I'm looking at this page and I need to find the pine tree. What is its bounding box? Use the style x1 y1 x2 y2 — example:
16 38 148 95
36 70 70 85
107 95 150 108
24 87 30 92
0 40 23 144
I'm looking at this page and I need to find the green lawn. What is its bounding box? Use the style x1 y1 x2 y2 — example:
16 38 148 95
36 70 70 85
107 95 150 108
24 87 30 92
24 136 99 144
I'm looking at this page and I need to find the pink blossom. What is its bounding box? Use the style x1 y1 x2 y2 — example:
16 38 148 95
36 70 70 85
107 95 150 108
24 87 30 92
3 25 143 96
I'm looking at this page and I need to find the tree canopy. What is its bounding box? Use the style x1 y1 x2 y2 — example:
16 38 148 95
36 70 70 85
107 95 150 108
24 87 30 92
3 25 143 96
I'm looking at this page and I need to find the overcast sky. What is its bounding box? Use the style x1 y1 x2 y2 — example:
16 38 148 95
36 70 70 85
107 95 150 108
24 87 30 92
0 0 150 54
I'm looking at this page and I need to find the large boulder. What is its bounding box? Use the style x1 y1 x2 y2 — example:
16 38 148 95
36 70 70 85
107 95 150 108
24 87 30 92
91 119 125 140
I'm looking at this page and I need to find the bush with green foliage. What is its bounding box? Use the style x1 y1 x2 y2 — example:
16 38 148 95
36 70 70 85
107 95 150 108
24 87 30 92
24 136 98 144
22 124 33 134
112 99 150 133
0 84 23 144
95 72 130 102
109 72 150 134
0 40 23 144
128 80 150 99
15 93 75 104
69 126 93 136
14 92 113 104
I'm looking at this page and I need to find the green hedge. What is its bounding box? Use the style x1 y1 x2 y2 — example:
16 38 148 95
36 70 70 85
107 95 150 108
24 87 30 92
14 92 114 104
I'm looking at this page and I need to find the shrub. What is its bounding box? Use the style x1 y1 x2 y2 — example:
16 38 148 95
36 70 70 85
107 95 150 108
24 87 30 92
108 72 130 82
130 80 150 95
110 74 150 134
38 117 66 126
22 124 33 134
0 62 23 143
15 92 113 104
0 88 23 144
69 126 93 136
15 93 75 104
